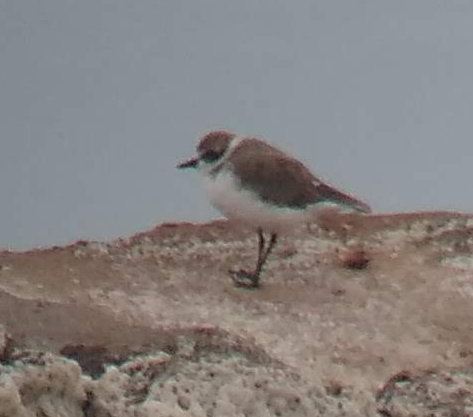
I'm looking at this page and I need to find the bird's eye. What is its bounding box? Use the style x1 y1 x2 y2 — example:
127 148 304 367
201 150 222 163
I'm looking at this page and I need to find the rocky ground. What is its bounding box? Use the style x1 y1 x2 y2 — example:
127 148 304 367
1 211 473 416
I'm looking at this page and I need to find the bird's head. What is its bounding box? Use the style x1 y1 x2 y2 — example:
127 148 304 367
177 130 236 172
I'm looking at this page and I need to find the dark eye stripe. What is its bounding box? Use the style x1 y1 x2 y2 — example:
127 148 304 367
202 150 223 162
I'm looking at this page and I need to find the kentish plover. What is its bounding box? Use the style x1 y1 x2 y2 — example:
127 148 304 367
178 131 371 288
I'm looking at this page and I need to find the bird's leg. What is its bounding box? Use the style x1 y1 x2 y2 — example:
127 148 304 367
252 228 267 281
230 229 278 289
230 228 265 288
258 232 278 274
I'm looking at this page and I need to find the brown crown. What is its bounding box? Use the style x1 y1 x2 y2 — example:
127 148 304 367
197 131 235 157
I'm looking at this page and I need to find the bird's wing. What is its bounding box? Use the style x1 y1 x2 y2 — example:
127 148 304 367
229 139 370 213
309 181 371 213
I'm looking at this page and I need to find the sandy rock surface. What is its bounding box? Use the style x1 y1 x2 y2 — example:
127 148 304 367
1 212 473 416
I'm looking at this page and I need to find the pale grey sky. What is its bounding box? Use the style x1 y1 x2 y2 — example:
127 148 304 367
2 1 473 249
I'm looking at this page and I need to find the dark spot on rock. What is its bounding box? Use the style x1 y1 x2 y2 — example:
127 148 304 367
0 332 15 364
377 409 393 417
60 344 125 378
341 249 370 270
376 370 413 401
81 391 96 417
325 381 343 397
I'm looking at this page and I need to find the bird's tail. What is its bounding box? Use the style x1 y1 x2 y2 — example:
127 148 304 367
345 198 371 214
315 182 371 214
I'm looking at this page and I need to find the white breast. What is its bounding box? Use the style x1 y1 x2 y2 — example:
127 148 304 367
201 170 311 233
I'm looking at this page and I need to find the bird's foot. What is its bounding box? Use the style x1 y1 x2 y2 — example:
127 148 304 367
228 268 260 289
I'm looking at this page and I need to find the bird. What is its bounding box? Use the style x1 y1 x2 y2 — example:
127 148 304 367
177 130 371 288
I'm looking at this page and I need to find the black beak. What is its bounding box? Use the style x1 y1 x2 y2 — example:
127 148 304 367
177 157 199 169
